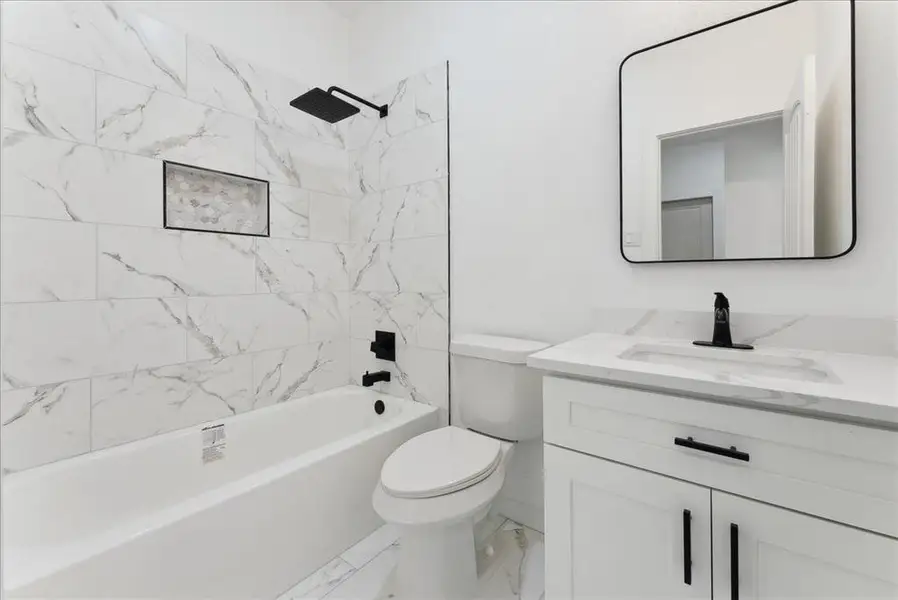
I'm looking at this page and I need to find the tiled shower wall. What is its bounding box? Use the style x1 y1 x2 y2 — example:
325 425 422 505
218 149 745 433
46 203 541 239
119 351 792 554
0 2 450 472
346 64 451 424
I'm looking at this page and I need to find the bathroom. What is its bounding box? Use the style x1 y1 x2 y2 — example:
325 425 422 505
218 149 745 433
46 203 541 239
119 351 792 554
0 0 895 598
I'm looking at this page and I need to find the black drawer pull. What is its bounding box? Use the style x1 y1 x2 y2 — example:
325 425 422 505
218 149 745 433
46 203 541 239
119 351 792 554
683 509 692 585
674 436 750 462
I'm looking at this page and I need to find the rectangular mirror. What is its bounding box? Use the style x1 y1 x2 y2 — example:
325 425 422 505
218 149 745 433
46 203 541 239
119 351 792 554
620 0 855 263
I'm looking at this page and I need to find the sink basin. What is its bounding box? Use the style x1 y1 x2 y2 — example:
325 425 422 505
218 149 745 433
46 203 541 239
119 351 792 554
618 343 837 383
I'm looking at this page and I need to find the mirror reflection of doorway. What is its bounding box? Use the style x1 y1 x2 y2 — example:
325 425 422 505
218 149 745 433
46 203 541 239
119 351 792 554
661 197 714 260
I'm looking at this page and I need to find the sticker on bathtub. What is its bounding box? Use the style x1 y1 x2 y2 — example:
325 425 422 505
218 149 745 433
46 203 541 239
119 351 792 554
202 424 226 464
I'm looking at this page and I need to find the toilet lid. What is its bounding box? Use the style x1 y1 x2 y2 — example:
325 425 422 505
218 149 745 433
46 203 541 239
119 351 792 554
381 427 502 499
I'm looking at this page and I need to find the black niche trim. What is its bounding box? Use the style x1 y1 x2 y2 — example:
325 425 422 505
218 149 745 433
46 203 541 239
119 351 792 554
163 160 271 238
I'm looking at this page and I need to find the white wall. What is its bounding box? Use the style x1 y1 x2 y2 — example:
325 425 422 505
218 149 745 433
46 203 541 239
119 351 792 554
349 0 898 345
660 139 725 257
348 0 898 530
661 141 724 203
122 1 350 85
724 118 785 258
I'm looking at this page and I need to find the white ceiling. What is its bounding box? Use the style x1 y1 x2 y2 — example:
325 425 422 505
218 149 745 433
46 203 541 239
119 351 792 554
324 0 370 20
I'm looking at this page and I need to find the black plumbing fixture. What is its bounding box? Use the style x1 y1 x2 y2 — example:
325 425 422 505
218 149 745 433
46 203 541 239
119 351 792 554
362 370 391 387
370 330 396 362
374 399 386 415
693 292 754 350
289 86 388 124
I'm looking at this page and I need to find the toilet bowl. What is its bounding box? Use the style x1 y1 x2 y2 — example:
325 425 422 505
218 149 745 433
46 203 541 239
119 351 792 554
373 427 513 600
372 334 550 600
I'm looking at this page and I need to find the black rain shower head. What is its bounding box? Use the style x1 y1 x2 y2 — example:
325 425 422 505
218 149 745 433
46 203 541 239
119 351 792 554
289 86 388 124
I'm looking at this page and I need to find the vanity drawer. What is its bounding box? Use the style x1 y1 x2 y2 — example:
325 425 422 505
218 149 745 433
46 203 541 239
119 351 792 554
543 375 898 538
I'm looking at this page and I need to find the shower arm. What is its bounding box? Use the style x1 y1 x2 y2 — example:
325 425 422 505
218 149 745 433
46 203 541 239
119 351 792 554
327 86 389 119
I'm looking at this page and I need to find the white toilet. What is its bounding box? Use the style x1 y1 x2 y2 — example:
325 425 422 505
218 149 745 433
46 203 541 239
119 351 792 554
372 334 550 600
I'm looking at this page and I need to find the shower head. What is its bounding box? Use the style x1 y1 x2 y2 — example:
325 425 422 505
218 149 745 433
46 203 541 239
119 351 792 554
290 88 359 124
289 86 388 124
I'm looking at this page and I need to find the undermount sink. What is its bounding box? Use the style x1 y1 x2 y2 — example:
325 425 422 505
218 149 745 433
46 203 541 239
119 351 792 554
618 343 837 383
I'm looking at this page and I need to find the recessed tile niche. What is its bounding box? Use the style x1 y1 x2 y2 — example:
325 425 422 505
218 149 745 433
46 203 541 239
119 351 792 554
164 161 269 237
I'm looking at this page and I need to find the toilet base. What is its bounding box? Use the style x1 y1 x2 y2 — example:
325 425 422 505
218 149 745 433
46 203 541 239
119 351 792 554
395 520 477 600
373 435 515 600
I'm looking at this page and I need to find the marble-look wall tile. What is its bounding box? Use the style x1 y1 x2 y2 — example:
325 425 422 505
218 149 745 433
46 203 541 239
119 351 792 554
0 15 450 469
91 355 254 450
350 341 448 420
1 217 97 303
344 62 447 152
1 43 95 144
255 239 350 293
253 340 350 408
374 62 448 138
96 74 255 177
0 379 91 473
310 192 351 243
186 38 344 148
255 122 349 194
1 130 162 226
352 237 448 294
341 64 450 419
379 122 448 191
269 183 311 240
185 37 274 122
2 1 187 95
351 292 448 351
350 194 383 243
97 225 256 299
308 292 350 343
349 143 382 197
185 294 310 360
352 178 448 243
164 162 269 236
1 298 187 390
345 111 383 152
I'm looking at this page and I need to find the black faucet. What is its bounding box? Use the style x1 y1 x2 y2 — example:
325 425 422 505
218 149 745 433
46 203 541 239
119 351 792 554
693 293 754 351
361 370 391 387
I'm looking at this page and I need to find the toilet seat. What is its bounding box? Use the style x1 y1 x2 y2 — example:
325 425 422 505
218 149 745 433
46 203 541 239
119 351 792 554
381 427 502 499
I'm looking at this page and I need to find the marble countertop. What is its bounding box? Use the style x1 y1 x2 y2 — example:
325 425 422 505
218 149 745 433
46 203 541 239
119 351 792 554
527 333 898 428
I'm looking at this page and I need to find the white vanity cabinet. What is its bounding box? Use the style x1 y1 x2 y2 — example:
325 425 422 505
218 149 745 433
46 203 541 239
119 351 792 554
542 375 898 600
545 445 712 599
711 493 898 600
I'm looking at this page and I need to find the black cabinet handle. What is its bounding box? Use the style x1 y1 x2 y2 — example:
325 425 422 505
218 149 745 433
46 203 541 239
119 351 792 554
730 523 739 600
674 436 750 462
683 509 692 585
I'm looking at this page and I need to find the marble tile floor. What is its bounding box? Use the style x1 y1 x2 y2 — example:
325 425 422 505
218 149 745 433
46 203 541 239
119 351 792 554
277 514 545 600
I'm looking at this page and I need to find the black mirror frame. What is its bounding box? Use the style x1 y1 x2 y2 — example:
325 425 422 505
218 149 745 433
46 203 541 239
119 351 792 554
618 0 856 265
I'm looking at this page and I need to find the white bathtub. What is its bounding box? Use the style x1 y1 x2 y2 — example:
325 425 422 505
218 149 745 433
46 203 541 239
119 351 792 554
2 385 438 599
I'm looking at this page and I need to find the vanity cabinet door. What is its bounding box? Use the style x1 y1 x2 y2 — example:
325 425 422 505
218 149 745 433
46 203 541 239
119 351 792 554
712 491 898 600
545 444 711 600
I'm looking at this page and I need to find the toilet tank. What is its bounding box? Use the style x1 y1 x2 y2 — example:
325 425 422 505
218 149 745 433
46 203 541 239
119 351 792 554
450 335 551 442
